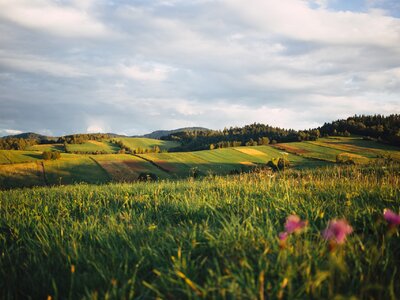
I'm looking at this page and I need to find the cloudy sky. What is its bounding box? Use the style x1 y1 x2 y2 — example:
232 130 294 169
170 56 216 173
0 0 400 136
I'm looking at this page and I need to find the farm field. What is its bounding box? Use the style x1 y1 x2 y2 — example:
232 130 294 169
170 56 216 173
92 154 170 181
274 137 400 163
43 154 110 185
116 137 180 151
0 137 399 189
65 140 120 153
27 143 65 152
1 164 399 299
140 146 330 178
312 137 400 160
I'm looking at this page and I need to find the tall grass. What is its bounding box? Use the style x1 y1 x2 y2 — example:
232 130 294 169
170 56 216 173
1 164 399 299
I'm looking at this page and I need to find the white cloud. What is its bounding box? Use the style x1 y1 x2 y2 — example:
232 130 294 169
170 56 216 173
119 64 172 81
86 125 104 133
0 51 85 77
0 129 23 136
0 0 399 135
224 0 400 47
0 0 110 38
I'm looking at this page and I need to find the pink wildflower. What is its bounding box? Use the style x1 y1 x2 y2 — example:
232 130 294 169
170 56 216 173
323 219 353 244
383 209 400 226
284 215 307 234
279 232 288 241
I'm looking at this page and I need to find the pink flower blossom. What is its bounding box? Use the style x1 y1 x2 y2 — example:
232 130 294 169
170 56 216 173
284 215 307 234
279 232 288 241
383 209 400 226
323 219 353 244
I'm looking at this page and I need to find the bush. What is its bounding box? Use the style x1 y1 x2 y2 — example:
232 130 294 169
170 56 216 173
42 151 61 160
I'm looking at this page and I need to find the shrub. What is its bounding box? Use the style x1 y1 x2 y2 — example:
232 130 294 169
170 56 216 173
42 151 61 160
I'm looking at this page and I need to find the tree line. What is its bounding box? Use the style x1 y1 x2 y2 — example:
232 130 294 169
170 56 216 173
0 138 38 150
318 114 400 146
161 123 321 151
58 134 112 144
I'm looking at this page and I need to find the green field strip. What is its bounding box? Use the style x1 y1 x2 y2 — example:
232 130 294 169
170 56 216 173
140 152 196 177
27 144 66 152
117 137 180 151
43 154 110 185
0 150 43 164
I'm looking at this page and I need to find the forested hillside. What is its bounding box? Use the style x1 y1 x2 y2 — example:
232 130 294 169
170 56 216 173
319 114 400 146
162 123 320 151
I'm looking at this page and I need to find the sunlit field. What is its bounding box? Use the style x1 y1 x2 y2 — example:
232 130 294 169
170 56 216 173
1 163 399 299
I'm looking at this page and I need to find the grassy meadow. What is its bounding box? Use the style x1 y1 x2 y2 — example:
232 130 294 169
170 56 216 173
0 150 43 164
1 163 399 299
27 144 66 152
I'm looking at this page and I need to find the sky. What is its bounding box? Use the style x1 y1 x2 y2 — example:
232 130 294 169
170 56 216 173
0 0 400 136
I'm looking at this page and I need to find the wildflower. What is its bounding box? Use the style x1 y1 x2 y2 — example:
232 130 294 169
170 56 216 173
70 264 75 274
284 215 308 234
323 219 353 244
279 232 288 241
383 209 400 227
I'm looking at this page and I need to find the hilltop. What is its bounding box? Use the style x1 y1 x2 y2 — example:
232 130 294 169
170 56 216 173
141 127 210 139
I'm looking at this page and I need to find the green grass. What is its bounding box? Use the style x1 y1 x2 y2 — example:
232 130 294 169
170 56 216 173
27 144 66 152
65 141 120 154
1 164 399 299
116 137 180 151
0 150 43 164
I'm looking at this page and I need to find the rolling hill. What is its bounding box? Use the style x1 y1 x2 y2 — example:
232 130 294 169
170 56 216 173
0 136 399 189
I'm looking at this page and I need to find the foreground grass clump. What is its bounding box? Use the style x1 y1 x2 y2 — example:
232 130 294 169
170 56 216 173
1 164 399 299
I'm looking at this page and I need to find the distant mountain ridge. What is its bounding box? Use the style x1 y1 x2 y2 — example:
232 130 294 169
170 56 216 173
1 128 210 140
140 127 210 139
1 132 52 140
